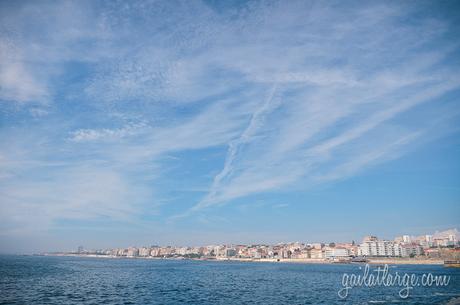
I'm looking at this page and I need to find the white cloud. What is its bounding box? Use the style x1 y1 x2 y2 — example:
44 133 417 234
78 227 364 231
69 122 149 142
189 78 459 211
0 41 48 103
179 2 460 212
0 165 151 236
0 0 113 104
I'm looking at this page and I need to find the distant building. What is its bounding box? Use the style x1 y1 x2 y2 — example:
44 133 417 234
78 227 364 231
363 236 378 242
126 247 139 257
150 248 160 257
225 248 237 257
358 238 401 257
298 249 310 259
177 247 187 255
309 248 324 259
401 244 423 257
139 247 150 257
310 243 323 250
325 247 349 259
433 238 456 247
335 243 358 256
424 248 441 258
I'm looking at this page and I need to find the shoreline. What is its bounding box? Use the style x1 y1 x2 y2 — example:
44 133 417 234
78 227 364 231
40 254 445 265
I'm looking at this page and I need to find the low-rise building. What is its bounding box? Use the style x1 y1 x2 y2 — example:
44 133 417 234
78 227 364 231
309 248 324 259
325 247 349 259
150 248 160 257
126 247 139 257
139 247 150 257
225 248 237 257
401 244 424 257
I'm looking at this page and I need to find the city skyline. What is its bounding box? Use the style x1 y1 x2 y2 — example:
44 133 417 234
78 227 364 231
69 227 460 252
50 228 460 263
1 1 460 254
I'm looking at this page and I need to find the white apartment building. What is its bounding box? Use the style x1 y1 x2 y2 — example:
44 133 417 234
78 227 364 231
358 239 401 257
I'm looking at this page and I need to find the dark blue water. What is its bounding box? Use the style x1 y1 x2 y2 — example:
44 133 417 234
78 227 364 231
1 255 459 304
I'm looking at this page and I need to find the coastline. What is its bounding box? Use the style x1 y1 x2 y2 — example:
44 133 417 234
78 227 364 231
41 254 445 265
366 258 444 265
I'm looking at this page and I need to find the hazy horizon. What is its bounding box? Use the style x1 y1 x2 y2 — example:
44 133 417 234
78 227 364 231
1 0 460 254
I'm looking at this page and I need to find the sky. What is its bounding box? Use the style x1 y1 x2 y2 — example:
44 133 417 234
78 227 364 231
0 0 460 253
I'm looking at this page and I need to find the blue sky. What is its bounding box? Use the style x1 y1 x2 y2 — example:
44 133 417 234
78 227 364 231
0 0 459 253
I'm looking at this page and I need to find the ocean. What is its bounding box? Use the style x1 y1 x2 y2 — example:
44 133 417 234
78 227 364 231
1 255 459 304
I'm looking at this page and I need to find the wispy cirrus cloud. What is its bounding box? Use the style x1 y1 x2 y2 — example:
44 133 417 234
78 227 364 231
184 3 460 212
